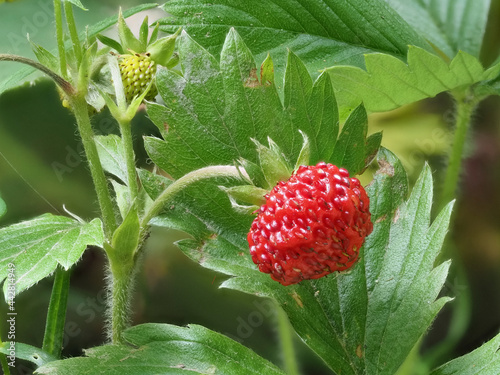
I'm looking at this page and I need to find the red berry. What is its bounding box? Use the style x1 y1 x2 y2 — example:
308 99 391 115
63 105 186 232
247 162 373 286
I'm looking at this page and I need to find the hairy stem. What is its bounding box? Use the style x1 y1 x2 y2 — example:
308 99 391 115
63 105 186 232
439 90 478 212
42 266 71 358
118 118 139 204
71 95 117 237
140 165 247 230
0 54 74 95
53 0 67 79
275 304 300 375
107 255 136 344
64 1 82 65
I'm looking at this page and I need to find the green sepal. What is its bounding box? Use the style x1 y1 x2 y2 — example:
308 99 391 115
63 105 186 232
165 52 180 70
237 158 268 189
96 34 124 54
109 206 140 262
148 28 181 67
148 22 160 45
139 16 149 48
118 8 145 53
219 185 267 206
294 129 311 170
126 80 155 118
253 138 292 188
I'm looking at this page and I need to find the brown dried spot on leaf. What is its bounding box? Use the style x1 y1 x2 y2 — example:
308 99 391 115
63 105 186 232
377 159 395 177
290 291 304 308
356 344 363 358
244 68 261 88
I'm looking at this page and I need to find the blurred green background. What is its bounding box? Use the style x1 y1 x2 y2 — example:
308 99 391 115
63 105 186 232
0 1 500 374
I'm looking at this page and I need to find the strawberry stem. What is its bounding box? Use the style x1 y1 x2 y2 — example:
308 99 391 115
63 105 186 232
439 88 478 212
141 166 248 231
69 94 117 238
0 54 74 95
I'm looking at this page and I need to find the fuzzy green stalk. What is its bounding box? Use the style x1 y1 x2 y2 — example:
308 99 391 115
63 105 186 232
141 165 248 230
275 304 300 375
0 55 73 95
63 1 82 65
106 253 137 344
53 0 67 78
42 266 71 358
439 89 478 213
117 118 139 203
70 95 117 237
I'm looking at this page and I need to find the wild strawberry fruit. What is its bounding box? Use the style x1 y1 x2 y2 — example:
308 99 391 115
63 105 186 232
247 162 373 286
119 52 157 102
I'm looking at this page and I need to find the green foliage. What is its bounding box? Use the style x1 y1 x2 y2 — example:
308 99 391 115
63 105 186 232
384 0 491 58
35 323 286 374
95 135 128 184
158 0 500 120
0 342 57 367
327 46 500 117
159 0 430 84
430 332 500 375
0 3 158 96
139 28 456 374
0 214 103 296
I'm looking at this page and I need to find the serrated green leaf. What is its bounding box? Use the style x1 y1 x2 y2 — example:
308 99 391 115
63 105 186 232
0 214 104 296
430 332 500 375
384 0 491 58
36 323 286 375
330 104 376 174
0 342 57 366
328 46 495 117
156 148 453 374
0 3 158 96
144 30 376 258
159 0 430 85
137 168 173 201
284 52 339 164
95 135 127 184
